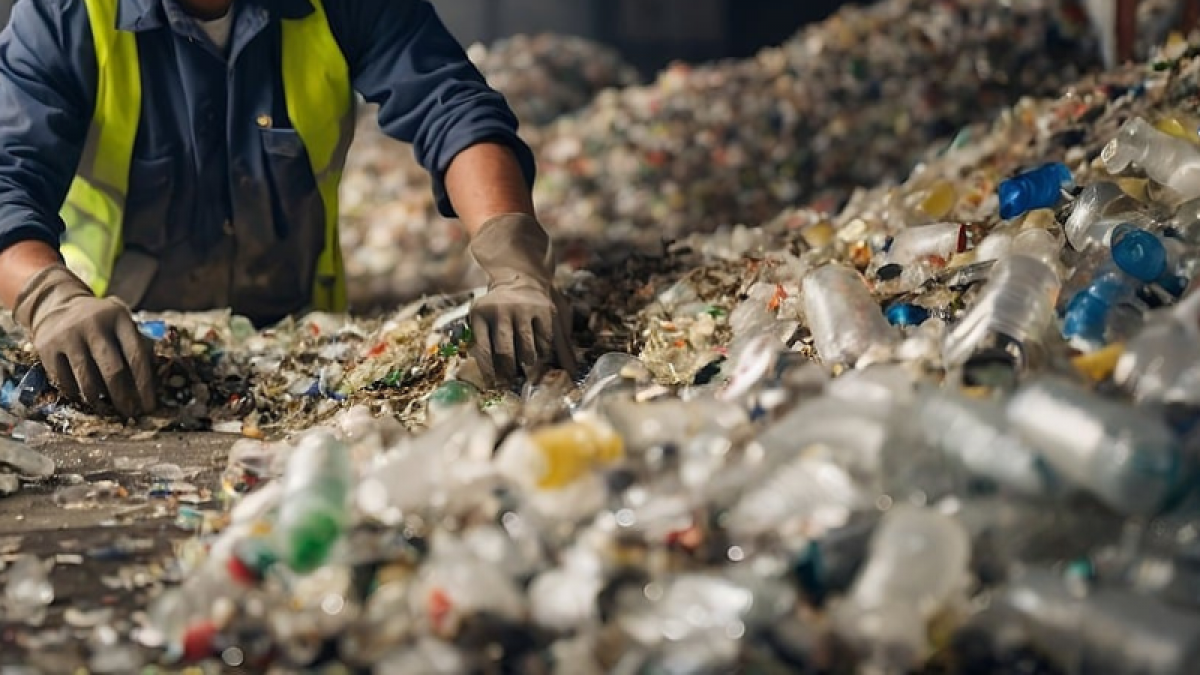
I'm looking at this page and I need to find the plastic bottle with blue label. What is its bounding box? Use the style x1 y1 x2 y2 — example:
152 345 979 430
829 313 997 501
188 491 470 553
1061 260 1145 348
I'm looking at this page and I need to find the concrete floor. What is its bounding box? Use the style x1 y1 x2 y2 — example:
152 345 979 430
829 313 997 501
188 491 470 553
0 432 237 672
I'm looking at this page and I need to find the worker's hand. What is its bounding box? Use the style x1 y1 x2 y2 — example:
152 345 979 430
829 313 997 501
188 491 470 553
13 264 157 418
467 213 577 388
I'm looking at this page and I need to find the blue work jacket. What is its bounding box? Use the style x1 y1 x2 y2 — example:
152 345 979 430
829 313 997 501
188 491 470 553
0 0 535 320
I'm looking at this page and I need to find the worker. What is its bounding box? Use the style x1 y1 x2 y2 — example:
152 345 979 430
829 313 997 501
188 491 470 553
0 0 576 418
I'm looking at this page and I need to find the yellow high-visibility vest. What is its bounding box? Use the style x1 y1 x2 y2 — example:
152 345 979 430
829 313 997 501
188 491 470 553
63 0 352 311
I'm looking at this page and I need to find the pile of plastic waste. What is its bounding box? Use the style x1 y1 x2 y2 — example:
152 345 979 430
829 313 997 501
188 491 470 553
8 2 1200 674
464 34 642 127
1 33 1195 674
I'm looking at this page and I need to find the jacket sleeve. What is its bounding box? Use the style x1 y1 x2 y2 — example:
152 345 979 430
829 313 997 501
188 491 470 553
326 0 536 219
0 0 94 254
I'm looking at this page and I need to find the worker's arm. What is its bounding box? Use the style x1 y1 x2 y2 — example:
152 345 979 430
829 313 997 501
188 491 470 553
0 0 156 417
327 0 536 222
328 0 575 387
0 0 92 301
443 142 535 237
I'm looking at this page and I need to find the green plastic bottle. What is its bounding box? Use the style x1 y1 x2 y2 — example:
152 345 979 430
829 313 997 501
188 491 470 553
274 430 352 573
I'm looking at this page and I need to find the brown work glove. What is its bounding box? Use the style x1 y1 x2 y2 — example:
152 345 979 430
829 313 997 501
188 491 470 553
467 213 577 388
13 263 157 418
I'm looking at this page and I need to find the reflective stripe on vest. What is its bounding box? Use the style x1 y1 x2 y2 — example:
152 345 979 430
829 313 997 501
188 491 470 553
64 0 353 312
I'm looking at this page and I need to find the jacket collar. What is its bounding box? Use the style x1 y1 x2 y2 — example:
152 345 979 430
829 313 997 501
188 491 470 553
114 0 314 32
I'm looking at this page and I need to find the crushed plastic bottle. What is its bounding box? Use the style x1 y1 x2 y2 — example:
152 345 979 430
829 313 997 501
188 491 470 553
942 253 1062 372
802 263 899 367
1103 116 1200 201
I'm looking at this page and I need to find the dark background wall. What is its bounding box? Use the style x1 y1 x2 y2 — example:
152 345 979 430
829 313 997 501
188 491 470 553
433 0 860 76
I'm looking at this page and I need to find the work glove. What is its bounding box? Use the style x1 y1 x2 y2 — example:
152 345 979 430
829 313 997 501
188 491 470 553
467 213 577 388
13 263 158 418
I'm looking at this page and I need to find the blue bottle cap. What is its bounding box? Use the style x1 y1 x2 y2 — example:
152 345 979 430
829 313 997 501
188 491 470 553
138 320 168 341
1111 228 1168 282
885 303 930 327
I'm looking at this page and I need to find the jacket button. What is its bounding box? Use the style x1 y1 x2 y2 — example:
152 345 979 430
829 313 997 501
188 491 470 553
256 114 272 128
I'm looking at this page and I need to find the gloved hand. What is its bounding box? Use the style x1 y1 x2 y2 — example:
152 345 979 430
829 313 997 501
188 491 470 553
467 213 577 387
13 263 158 417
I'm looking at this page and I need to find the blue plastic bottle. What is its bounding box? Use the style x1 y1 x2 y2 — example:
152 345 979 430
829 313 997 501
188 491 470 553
998 163 1074 220
1061 266 1143 346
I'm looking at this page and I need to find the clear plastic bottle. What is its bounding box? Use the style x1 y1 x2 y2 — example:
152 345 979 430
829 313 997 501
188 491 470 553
942 254 1062 369
1064 181 1157 251
1167 195 1200 243
974 230 1013 263
356 407 498 524
1006 376 1184 517
1002 565 1200 675
884 222 966 266
724 454 872 539
1115 306 1200 405
1102 117 1200 201
1009 228 1062 273
3 555 54 626
831 505 971 673
579 352 651 408
750 396 891 480
802 263 899 367
598 394 747 458
910 387 1059 498
521 369 575 424
616 572 797 648
274 430 353 573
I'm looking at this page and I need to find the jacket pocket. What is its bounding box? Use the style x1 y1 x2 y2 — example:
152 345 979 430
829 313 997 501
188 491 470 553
122 154 175 253
250 127 324 306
